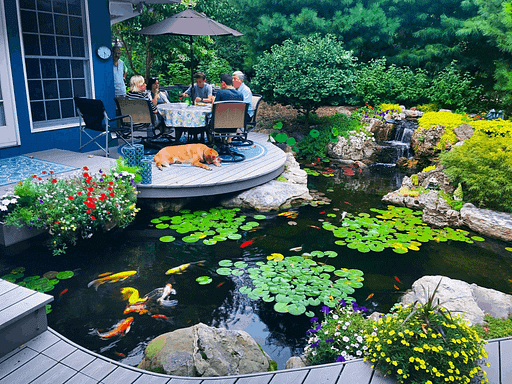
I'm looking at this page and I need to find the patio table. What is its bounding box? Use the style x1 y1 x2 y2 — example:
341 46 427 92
157 103 211 143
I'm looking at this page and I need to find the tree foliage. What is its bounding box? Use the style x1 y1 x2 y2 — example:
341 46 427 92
252 34 358 126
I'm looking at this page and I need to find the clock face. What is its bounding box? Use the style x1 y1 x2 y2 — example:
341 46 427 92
97 46 112 60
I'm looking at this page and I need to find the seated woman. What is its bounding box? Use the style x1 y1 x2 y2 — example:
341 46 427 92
126 75 164 131
147 77 170 105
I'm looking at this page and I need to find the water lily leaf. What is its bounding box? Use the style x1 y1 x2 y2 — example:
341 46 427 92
234 261 248 269
159 236 176 243
310 251 325 258
254 215 267 220
334 270 349 277
216 268 232 276
43 271 59 279
321 265 335 272
23 275 40 282
471 236 485 242
239 286 251 293
218 260 233 267
212 236 227 241
159 216 172 221
48 279 59 285
262 296 274 302
506 247 512 252
274 302 289 313
232 269 244 276
308 297 321 306
1 274 18 283
155 223 169 229
392 248 408 254
305 311 316 317
334 240 346 246
151 218 162 224
203 239 217 245
182 236 199 243
56 271 74 279
196 276 213 285
227 234 242 240
287 303 306 316
324 251 338 258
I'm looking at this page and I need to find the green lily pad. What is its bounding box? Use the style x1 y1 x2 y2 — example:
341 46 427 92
182 236 200 243
151 218 162 224
43 271 59 279
232 269 244 276
159 236 176 243
218 260 233 267
254 215 267 220
506 247 512 252
216 268 232 276
155 223 169 229
228 234 242 240
471 236 485 242
287 303 306 316
23 275 40 282
203 239 217 245
56 271 74 279
274 302 289 313
196 276 213 285
234 261 248 269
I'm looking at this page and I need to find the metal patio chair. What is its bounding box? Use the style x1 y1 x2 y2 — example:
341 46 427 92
75 97 133 157
232 93 263 147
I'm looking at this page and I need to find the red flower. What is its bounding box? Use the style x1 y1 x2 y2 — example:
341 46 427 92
83 172 89 178
108 181 114 185
88 187 94 192
87 209 91 213
91 216 96 220
68 196 74 200
38 177 42 181
83 166 89 171
107 210 110 214
77 191 82 195
32 175 37 178
55 221 59 224
42 171 47 174
109 192 115 197
108 186 113 191
52 179 57 183
50 170 54 174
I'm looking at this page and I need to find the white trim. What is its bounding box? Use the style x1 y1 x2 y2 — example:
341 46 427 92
0 0 21 148
16 0 95 133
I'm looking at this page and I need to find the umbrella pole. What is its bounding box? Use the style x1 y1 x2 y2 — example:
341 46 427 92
190 35 194 103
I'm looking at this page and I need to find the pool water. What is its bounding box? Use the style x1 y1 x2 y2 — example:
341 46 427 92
2 164 512 370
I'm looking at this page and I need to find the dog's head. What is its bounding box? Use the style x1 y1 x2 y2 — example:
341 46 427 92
203 148 221 166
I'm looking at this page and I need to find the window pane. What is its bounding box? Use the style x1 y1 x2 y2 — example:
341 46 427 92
68 0 81 16
28 80 43 100
43 79 58 99
26 58 41 79
38 12 54 34
71 60 84 77
56 59 70 78
40 35 56 56
0 103 6 126
71 37 84 57
46 100 60 120
37 0 52 12
57 36 71 56
61 99 74 118
58 79 72 98
20 0 36 10
69 17 83 36
73 79 85 97
54 14 68 35
23 33 41 55
53 0 67 14
31 101 46 121
21 10 38 33
40 59 56 78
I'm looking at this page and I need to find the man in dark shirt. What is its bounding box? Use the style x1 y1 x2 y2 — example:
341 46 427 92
214 74 243 101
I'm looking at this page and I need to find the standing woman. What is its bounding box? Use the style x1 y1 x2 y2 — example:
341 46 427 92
147 77 170 105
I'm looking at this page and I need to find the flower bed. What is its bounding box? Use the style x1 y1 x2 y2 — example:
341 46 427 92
0 159 140 255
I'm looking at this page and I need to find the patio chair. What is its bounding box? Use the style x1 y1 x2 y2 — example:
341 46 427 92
115 98 173 150
75 97 133 157
207 101 248 162
232 94 263 147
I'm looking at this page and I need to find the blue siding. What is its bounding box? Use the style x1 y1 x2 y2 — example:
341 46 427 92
0 0 116 158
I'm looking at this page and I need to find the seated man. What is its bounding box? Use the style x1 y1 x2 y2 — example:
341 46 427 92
182 71 214 104
232 70 254 118
214 74 243 102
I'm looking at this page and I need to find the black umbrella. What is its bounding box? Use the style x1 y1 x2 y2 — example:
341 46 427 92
136 5 243 99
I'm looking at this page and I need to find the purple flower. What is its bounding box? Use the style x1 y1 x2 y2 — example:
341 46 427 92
339 299 346 307
311 342 320 348
315 324 322 331
336 355 346 362
306 328 316 335
321 306 330 315
311 317 318 323
326 338 334 343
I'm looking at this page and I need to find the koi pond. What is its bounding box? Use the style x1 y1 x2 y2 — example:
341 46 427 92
2 164 512 370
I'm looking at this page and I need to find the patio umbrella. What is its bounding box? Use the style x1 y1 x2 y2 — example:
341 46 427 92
136 5 243 100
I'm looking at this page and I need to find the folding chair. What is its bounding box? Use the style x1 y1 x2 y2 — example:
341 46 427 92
75 97 133 157
232 94 263 147
207 101 248 162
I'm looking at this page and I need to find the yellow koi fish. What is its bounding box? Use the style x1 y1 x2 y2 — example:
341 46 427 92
97 317 134 339
121 287 146 305
87 270 137 290
165 261 205 275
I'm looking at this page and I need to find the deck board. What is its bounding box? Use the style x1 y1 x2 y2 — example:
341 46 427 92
500 338 512 383
336 360 373 383
302 364 342 383
0 353 56 384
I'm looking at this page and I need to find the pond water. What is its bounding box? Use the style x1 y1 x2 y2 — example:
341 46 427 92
2 163 512 370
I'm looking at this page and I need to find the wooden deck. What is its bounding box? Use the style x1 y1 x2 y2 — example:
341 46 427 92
0 133 286 199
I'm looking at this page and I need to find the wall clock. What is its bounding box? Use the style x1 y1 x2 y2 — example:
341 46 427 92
96 45 112 60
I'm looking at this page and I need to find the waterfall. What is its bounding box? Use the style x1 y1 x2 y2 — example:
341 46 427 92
374 119 418 166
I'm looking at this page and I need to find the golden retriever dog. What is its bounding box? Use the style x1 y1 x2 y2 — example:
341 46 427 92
153 144 221 171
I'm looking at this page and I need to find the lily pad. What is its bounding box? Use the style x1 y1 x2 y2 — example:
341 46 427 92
159 236 176 243
274 302 289 313
254 215 267 220
155 223 169 229
471 236 485 242
56 271 74 279
218 260 233 267
182 236 200 243
203 239 217 245
196 276 213 285
43 271 59 279
216 268 232 276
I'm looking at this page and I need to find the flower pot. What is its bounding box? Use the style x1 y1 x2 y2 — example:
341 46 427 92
0 222 47 247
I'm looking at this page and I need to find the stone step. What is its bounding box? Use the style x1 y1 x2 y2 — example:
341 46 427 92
0 279 54 358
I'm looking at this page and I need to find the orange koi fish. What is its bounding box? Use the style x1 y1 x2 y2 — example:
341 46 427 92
88 271 137 290
393 285 400 290
98 272 113 277
240 240 254 248
157 283 176 303
394 276 402 284
114 352 126 357
365 293 374 301
151 314 169 320
216 282 225 288
59 289 68 297
123 302 148 315
97 317 134 339
278 211 298 219
308 225 321 229
165 261 205 275
344 202 351 205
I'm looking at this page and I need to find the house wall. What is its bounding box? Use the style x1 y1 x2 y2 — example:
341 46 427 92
0 0 115 158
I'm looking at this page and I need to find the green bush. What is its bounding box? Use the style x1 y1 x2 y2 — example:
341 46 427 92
252 34 358 127
473 314 512 340
197 56 232 86
440 130 512 213
429 61 484 112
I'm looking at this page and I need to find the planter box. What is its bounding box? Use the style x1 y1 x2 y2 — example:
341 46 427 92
0 222 47 247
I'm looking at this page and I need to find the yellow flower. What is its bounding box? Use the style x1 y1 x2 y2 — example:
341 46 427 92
397 369 403 374
409 357 415 363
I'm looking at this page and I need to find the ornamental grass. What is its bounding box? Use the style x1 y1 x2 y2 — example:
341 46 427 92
3 159 140 255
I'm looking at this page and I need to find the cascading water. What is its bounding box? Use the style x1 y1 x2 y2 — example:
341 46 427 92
375 119 418 166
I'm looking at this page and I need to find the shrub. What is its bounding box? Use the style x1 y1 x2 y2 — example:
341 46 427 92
252 34 358 127
365 280 488 384
297 126 333 162
428 61 484 112
416 103 439 113
473 314 512 340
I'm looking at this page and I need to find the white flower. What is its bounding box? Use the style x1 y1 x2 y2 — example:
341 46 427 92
356 350 362 356
1 199 10 205
342 336 349 342
0 205 7 212
334 332 341 337
357 336 363 343
345 321 350 326
332 314 339 320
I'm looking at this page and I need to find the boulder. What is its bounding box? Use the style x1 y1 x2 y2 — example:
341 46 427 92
461 203 512 242
327 135 379 162
400 276 512 326
220 153 312 211
138 323 272 377
453 124 474 141
410 125 444 166
285 356 308 369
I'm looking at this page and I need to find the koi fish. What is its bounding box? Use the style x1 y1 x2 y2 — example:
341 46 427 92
240 240 254 248
157 283 176 304
97 317 134 339
123 302 148 315
394 276 402 284
365 293 374 301
393 285 400 290
121 287 146 305
114 352 126 357
341 211 347 221
344 202 351 205
59 289 68 297
216 282 225 288
98 272 113 277
151 314 169 320
289 246 303 252
278 211 298 219
165 261 205 275
87 271 137 290
308 225 321 229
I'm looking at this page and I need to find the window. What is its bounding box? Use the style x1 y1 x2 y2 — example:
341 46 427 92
19 0 91 130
